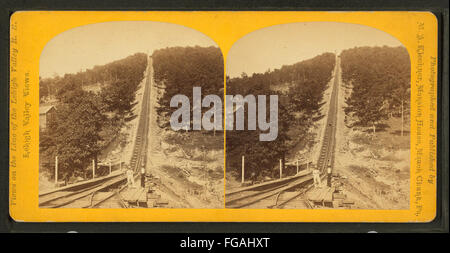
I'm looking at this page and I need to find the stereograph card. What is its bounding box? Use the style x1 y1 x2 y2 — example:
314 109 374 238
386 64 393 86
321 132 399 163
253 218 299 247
8 11 439 222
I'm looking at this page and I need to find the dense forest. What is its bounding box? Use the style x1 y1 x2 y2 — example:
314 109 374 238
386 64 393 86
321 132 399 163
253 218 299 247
40 53 147 179
340 46 410 134
152 46 224 129
226 53 336 180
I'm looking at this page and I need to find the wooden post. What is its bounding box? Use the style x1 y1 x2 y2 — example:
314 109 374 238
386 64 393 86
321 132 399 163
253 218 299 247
92 159 95 179
279 159 282 179
401 99 404 137
241 156 245 184
327 166 332 187
296 160 299 174
55 156 58 186
109 161 112 174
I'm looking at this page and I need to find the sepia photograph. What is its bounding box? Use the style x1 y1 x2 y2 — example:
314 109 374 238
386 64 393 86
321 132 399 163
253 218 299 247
225 22 411 209
38 21 224 208
8 9 440 225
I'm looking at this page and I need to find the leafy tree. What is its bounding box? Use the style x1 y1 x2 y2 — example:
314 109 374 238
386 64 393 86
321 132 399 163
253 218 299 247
39 52 148 179
152 46 224 128
40 91 107 177
340 46 410 135
101 79 138 117
226 53 336 179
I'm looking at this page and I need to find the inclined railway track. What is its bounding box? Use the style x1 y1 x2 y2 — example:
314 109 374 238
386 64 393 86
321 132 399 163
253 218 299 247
39 56 153 208
226 173 313 209
225 56 341 209
316 57 340 173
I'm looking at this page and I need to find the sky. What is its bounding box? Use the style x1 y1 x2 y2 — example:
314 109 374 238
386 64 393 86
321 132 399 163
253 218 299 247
40 21 217 78
41 21 404 79
226 22 404 78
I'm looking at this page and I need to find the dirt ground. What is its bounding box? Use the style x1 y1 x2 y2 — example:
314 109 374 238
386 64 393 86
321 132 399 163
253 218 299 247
334 71 410 210
39 171 54 192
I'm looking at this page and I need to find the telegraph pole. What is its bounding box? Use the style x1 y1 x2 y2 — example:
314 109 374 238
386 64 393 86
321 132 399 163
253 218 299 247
55 156 58 186
92 159 95 179
241 155 245 184
279 159 282 179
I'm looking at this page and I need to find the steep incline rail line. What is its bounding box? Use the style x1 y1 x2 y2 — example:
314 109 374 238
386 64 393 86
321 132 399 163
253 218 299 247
225 56 341 209
40 55 153 208
316 56 340 173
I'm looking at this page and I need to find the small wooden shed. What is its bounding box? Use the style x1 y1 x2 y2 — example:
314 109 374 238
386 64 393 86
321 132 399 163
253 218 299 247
39 105 56 130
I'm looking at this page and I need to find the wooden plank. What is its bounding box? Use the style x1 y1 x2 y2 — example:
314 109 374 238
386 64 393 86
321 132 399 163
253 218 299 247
308 187 333 203
123 188 139 202
323 188 334 202
316 188 328 202
147 193 161 199
147 199 156 207
308 188 320 201
332 200 341 208
138 189 148 203
307 188 323 202
120 188 132 201
128 188 145 203
333 193 346 199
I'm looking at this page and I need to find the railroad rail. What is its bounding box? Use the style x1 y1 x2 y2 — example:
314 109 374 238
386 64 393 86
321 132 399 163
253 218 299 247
316 56 340 173
226 171 313 209
225 56 341 209
39 55 153 208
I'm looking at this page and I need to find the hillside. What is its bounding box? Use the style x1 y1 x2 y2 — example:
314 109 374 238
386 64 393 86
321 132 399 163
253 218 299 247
226 53 336 185
336 46 411 209
148 46 224 208
39 53 148 189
